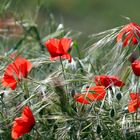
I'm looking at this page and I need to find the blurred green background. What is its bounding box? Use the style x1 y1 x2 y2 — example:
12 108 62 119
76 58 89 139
1 0 140 34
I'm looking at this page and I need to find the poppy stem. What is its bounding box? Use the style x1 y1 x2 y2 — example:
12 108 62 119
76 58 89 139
59 56 69 99
60 56 66 80
135 76 139 139
132 114 138 139
33 127 42 138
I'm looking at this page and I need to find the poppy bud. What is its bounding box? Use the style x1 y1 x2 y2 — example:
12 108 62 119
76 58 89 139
116 93 122 101
70 89 75 97
109 108 115 118
86 85 89 88
124 129 130 137
123 107 129 113
0 92 4 99
96 124 101 134
129 51 138 63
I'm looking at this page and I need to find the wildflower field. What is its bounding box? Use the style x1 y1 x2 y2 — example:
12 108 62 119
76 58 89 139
0 1 140 140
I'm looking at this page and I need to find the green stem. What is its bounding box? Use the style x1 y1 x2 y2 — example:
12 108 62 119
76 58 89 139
33 127 42 138
60 56 66 80
135 76 139 139
132 114 138 139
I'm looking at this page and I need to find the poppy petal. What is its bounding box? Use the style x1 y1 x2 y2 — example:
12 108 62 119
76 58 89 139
122 33 133 46
50 54 72 62
60 38 72 53
74 94 90 104
94 75 124 88
117 30 125 42
130 93 138 100
11 106 35 140
86 86 106 101
131 59 140 76
117 22 140 47
1 57 32 90
1 74 17 90
128 100 138 113
45 38 62 56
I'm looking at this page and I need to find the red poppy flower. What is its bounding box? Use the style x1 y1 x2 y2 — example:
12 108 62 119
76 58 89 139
131 59 140 76
117 22 140 47
128 93 140 113
1 57 32 90
74 86 106 104
11 106 35 140
94 75 125 88
45 38 72 62
74 93 90 104
86 86 106 101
